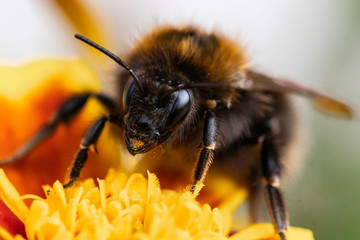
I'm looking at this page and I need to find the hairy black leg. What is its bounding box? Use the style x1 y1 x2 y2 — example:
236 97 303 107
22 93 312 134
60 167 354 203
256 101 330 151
261 137 288 240
190 110 216 193
0 93 116 165
62 114 120 188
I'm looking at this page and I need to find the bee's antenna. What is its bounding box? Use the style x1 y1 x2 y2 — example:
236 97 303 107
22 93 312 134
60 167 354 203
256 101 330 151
74 34 144 94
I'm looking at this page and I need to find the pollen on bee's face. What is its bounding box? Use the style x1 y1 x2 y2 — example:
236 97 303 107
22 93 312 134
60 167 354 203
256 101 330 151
132 139 145 149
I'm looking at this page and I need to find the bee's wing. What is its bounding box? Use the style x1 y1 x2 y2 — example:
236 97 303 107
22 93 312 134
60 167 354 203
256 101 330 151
239 70 354 118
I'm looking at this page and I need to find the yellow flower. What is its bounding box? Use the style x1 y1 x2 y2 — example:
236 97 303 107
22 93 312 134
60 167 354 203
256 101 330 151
0 168 314 240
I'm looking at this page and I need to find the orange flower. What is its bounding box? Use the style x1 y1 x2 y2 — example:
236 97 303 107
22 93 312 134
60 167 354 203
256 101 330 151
0 58 120 197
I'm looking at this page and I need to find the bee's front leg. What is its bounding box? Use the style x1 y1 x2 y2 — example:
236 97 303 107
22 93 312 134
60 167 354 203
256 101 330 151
63 114 120 188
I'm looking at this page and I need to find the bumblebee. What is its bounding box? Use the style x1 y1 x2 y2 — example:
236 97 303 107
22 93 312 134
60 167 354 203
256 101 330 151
1 26 353 239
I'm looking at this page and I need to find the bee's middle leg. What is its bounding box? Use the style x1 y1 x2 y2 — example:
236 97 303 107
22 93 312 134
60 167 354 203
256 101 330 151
190 110 216 193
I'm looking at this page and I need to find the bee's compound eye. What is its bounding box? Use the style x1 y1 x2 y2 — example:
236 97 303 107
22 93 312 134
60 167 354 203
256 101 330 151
166 89 192 131
122 81 136 112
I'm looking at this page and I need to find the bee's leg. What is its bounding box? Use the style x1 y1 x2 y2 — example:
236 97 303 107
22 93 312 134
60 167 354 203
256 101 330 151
63 114 119 188
0 93 116 165
261 137 288 240
190 110 216 193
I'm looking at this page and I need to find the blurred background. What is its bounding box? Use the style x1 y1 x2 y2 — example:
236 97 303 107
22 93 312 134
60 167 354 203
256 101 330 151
0 0 359 239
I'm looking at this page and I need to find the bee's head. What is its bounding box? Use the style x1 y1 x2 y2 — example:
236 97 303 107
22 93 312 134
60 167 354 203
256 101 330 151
73 34 195 155
122 78 193 155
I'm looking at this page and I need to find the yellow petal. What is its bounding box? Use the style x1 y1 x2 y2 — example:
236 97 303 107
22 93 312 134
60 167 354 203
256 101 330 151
0 169 28 222
25 200 50 240
0 228 16 240
229 223 314 240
